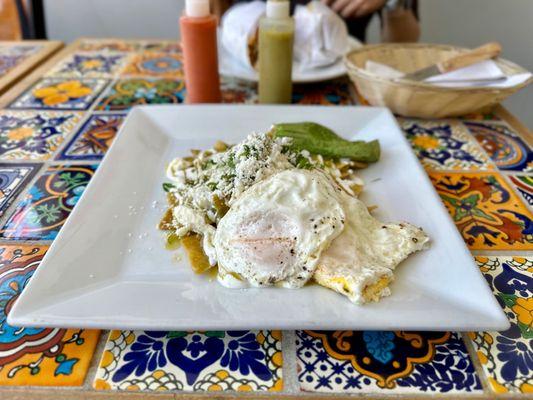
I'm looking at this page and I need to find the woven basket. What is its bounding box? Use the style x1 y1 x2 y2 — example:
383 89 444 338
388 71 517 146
344 43 532 118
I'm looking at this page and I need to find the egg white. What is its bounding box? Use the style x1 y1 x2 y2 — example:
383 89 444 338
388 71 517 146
214 169 345 288
313 190 430 304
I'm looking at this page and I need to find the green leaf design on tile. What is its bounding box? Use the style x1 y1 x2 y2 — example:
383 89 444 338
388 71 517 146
442 195 469 221
59 172 86 189
166 331 187 339
461 194 479 209
518 321 532 339
205 331 225 338
470 208 496 222
35 204 62 224
440 193 496 222
498 293 517 308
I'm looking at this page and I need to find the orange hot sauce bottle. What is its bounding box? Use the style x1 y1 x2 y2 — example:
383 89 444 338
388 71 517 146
180 0 222 103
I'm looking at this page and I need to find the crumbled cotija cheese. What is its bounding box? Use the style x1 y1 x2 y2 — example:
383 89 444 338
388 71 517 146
166 132 293 224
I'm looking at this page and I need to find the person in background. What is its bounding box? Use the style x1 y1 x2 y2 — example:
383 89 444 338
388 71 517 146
212 0 419 43
323 0 388 42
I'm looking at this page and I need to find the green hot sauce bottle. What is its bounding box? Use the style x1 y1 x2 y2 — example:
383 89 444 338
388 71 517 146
258 0 294 104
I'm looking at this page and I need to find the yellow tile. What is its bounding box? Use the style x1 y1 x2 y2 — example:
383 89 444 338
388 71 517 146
430 172 533 250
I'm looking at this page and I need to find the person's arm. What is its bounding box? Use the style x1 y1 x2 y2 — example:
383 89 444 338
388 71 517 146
321 0 386 18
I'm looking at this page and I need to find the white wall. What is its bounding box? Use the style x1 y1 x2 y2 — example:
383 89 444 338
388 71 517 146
44 0 183 41
45 0 532 128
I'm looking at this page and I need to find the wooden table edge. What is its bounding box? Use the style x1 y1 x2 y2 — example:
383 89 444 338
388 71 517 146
0 387 512 400
0 40 63 97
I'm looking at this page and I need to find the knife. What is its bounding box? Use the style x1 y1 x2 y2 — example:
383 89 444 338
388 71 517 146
402 42 502 82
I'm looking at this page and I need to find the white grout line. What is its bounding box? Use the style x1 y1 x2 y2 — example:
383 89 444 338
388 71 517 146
84 330 111 390
282 330 299 394
460 332 492 395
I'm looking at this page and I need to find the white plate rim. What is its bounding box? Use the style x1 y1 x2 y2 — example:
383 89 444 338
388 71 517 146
8 104 510 332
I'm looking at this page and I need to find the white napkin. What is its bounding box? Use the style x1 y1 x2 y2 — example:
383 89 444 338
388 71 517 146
220 0 350 73
365 59 532 88
293 2 349 70
220 1 265 69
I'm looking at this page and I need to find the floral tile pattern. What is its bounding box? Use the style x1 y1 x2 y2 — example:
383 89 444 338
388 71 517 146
0 245 100 386
121 52 183 78
430 172 533 250
0 164 97 240
400 119 493 171
222 76 352 105
141 41 181 53
57 114 126 160
95 78 185 111
0 44 43 75
0 44 43 56
292 79 354 105
509 175 533 207
93 330 282 392
466 121 533 172
0 54 28 76
296 330 481 394
8 78 108 110
0 163 40 216
221 78 257 104
78 39 141 52
0 111 82 160
46 52 130 78
470 256 532 394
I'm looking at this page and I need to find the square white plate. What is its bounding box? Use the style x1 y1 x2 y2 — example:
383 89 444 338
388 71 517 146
9 105 509 331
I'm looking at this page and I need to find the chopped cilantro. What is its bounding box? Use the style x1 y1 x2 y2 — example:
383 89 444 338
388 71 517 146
162 182 176 192
222 173 236 181
242 145 251 158
203 159 215 169
226 153 236 168
295 155 313 169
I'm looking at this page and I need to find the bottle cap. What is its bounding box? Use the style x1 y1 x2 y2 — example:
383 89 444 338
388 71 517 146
266 0 290 18
185 0 210 17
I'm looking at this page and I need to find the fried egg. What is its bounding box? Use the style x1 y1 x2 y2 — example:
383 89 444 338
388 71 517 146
313 191 430 304
214 169 345 288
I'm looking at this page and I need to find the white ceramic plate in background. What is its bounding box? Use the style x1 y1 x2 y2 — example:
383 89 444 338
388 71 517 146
9 105 509 331
219 37 361 83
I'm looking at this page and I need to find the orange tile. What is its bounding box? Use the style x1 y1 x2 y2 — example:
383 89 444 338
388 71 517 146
430 172 533 250
0 245 100 386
